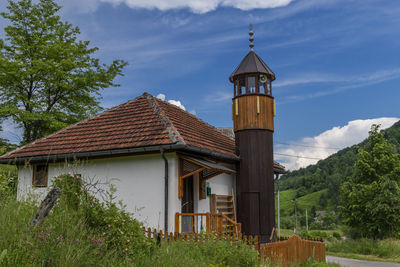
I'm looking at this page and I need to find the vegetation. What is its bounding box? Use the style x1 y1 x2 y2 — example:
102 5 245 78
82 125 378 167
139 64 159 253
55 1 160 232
0 173 264 266
278 120 400 211
0 0 127 144
326 238 400 263
340 125 400 239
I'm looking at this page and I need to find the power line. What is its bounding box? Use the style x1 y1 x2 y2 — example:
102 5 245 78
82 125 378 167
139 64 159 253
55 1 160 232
275 142 341 150
273 152 323 160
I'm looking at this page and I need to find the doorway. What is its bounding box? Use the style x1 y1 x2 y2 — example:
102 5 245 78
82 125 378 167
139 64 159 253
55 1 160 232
181 175 194 232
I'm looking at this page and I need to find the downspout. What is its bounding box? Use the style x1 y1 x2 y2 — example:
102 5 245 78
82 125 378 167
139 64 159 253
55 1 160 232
160 148 168 232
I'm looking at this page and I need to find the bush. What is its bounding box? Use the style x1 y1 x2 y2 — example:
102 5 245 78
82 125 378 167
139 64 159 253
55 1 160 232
0 173 264 266
137 236 261 266
332 232 341 240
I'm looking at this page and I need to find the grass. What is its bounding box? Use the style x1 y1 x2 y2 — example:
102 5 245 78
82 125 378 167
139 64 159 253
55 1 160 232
276 189 334 216
326 238 400 263
0 190 263 266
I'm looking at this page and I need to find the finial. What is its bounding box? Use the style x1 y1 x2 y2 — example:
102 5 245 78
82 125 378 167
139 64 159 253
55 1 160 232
249 24 254 51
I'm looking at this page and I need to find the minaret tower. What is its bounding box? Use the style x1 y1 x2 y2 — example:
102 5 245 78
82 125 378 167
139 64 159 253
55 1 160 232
230 25 276 243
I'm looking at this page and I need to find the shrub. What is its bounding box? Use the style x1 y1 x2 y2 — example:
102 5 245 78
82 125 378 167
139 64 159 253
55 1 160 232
52 173 153 259
137 236 262 266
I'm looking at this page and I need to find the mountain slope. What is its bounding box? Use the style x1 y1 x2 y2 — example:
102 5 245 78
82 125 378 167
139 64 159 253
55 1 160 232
277 120 400 209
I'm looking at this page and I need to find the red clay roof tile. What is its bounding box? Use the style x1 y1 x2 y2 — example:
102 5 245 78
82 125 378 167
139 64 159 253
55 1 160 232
1 93 236 160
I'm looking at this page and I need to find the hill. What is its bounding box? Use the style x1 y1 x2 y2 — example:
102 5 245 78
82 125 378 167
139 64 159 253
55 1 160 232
277 120 400 210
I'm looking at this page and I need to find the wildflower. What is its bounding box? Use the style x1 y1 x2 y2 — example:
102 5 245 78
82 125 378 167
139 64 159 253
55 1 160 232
38 231 45 239
125 248 128 252
127 239 130 243
108 224 111 228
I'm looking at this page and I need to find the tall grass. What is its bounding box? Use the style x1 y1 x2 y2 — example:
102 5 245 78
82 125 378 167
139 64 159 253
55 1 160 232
327 238 400 259
0 173 265 266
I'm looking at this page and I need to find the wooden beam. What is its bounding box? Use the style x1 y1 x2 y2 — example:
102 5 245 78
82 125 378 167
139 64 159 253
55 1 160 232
181 167 205 180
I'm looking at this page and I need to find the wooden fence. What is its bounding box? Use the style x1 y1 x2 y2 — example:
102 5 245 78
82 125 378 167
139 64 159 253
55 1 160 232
260 235 326 266
143 227 258 249
142 227 325 266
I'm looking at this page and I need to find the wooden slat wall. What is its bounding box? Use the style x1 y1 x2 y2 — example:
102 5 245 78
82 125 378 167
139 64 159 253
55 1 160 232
233 94 274 132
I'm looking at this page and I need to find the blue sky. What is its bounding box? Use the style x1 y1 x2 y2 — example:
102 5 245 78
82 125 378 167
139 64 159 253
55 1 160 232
1 0 400 169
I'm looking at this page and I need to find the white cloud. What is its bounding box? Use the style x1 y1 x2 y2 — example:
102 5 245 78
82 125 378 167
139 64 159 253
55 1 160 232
276 117 400 171
167 99 186 110
156 93 166 101
189 109 197 115
72 0 293 14
275 68 400 88
157 93 186 110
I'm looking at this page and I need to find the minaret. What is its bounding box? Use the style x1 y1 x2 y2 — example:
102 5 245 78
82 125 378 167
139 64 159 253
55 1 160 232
230 25 276 243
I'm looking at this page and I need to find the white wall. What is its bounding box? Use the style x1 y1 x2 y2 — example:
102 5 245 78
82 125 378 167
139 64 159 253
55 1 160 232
17 153 181 232
16 154 236 232
195 171 235 213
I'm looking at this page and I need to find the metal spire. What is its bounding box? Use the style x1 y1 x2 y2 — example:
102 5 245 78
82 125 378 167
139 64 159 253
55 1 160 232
249 24 254 51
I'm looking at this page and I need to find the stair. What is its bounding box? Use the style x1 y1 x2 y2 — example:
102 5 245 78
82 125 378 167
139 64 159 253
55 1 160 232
210 193 237 233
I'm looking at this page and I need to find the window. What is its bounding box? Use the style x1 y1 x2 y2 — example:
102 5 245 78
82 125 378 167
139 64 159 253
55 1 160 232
238 77 246 95
248 76 256 93
33 164 48 187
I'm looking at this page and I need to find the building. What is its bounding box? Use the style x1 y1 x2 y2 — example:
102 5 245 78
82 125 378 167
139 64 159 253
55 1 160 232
0 28 285 240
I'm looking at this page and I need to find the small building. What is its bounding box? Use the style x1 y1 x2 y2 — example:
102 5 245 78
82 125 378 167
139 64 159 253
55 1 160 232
0 27 286 239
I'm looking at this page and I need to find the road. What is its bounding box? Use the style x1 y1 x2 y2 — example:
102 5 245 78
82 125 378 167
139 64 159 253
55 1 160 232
326 256 400 267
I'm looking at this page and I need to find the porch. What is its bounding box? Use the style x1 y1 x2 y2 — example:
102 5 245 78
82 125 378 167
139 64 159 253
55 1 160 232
174 212 241 235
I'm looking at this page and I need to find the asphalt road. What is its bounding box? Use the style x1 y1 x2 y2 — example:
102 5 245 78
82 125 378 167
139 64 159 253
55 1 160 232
326 256 400 267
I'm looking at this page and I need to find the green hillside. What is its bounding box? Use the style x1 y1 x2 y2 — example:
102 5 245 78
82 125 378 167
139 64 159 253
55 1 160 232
278 120 400 211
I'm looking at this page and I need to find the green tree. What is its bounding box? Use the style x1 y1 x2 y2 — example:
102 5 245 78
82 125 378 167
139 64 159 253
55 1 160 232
0 0 127 144
340 124 400 239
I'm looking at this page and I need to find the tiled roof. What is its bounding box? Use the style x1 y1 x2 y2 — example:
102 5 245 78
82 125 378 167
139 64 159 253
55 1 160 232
1 93 237 160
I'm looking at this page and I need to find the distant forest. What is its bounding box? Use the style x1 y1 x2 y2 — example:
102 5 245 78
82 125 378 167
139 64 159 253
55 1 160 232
277 120 400 210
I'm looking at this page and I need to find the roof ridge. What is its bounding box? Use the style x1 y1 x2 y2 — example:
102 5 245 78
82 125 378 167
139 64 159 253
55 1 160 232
152 95 235 145
143 93 185 145
0 95 145 160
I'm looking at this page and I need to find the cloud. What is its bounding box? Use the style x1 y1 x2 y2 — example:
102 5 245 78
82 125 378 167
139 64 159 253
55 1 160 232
157 93 186 110
275 117 399 171
275 68 400 88
276 68 400 104
167 100 186 110
69 0 293 14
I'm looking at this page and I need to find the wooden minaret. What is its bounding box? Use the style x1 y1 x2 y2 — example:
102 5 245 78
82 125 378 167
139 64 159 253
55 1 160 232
231 25 276 243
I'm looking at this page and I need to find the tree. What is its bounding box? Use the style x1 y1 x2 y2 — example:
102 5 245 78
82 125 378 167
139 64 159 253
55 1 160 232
0 0 127 144
340 124 400 239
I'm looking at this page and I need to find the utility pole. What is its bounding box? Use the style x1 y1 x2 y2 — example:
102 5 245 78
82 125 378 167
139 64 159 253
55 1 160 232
276 174 281 238
292 199 298 234
306 208 309 232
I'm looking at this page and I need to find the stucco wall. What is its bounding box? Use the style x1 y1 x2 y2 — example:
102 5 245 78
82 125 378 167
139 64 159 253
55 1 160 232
17 153 235 232
194 171 236 213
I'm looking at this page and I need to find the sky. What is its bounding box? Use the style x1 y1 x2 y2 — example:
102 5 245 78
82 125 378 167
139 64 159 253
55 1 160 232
1 0 400 170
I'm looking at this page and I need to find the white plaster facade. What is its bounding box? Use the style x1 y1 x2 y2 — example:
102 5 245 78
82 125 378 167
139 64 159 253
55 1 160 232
17 152 235 232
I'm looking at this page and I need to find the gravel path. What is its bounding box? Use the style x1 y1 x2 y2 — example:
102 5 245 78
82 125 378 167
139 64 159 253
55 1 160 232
326 256 400 267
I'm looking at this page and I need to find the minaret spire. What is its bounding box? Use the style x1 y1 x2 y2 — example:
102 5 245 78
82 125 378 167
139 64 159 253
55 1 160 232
249 24 254 51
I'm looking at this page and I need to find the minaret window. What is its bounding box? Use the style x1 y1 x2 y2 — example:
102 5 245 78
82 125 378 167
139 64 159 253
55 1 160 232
258 80 264 93
248 76 256 93
238 77 246 95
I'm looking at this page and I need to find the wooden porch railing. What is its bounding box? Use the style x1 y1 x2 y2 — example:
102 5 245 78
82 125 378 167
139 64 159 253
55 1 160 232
175 212 241 235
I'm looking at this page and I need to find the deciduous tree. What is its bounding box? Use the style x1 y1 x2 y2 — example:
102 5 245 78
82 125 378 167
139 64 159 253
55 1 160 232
340 124 400 239
0 0 127 144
